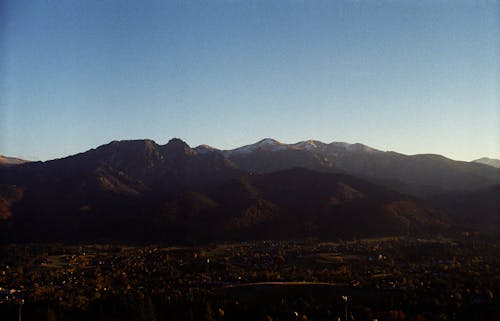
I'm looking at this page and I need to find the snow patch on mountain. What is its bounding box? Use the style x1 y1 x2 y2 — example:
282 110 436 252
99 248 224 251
194 144 219 154
223 138 287 156
220 138 381 157
292 140 325 151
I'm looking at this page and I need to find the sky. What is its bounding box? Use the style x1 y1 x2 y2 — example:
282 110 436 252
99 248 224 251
1 0 498 162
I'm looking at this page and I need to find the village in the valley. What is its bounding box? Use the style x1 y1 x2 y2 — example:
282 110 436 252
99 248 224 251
1 235 498 321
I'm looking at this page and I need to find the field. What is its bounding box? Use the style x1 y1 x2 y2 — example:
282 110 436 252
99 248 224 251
0 236 499 321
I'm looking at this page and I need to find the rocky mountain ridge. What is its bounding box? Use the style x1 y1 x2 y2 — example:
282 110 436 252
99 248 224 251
0 138 498 242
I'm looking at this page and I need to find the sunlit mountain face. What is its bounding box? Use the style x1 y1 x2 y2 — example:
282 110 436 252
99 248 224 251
0 155 30 167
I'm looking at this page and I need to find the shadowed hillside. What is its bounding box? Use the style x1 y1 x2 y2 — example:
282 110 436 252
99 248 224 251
1 138 498 243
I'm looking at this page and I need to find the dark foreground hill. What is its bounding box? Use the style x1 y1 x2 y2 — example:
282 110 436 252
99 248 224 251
0 138 497 243
201 168 448 241
431 185 500 233
0 138 240 242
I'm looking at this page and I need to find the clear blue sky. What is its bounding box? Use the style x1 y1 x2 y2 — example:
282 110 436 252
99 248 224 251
1 0 498 161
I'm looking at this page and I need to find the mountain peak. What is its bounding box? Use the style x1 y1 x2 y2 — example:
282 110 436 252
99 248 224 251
163 138 193 155
166 137 188 146
293 140 326 150
225 138 287 156
96 139 161 156
194 144 218 154
256 138 282 146
349 143 379 153
473 157 500 168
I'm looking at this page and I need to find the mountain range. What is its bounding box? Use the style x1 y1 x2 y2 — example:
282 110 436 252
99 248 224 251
0 138 498 243
205 138 500 198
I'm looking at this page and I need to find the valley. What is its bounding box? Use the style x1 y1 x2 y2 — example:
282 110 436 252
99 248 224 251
0 236 498 320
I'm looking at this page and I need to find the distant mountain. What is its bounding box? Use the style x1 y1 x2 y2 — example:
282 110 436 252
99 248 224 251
473 157 500 168
1 137 498 242
220 139 500 197
221 138 289 157
0 155 29 167
218 139 339 175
